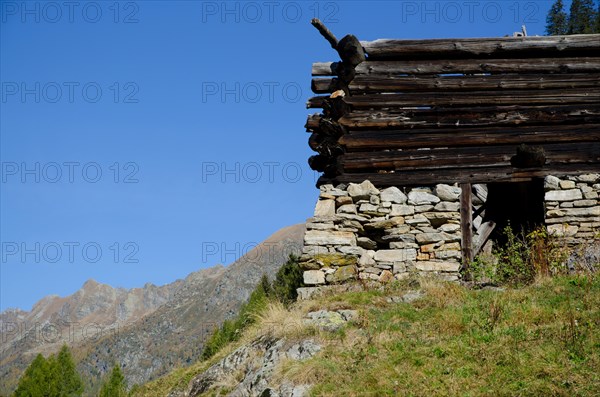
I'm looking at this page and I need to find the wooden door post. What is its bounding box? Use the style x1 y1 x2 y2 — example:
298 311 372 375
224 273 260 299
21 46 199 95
460 183 473 278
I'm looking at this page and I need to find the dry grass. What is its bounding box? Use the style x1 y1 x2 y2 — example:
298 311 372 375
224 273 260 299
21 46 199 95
249 301 313 341
418 277 468 309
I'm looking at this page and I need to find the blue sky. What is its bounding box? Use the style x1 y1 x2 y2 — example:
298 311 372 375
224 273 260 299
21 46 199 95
0 0 554 311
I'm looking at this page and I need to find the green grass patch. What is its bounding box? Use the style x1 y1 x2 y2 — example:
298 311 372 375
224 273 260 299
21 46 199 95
290 275 600 396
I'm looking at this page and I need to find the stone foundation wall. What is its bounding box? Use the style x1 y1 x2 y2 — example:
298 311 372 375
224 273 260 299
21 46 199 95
299 180 465 287
299 175 600 288
544 174 600 244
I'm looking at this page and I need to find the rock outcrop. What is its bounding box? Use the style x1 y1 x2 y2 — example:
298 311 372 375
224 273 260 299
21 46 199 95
184 337 319 397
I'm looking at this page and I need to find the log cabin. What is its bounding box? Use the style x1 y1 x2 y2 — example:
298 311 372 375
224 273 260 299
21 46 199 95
300 20 599 283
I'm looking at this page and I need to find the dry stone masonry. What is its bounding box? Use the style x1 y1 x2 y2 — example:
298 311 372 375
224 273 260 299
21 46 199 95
299 180 464 286
544 174 600 244
300 175 600 288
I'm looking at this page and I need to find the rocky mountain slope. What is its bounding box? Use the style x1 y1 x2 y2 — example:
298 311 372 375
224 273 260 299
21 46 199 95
0 223 306 396
0 278 182 392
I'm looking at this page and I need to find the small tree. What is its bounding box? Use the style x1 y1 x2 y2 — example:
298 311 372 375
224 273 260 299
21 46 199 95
272 255 304 306
98 364 127 397
546 0 568 35
596 2 600 32
14 345 84 397
54 344 84 396
14 354 54 397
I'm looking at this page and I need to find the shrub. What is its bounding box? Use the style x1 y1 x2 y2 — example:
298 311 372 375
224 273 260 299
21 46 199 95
272 255 304 306
495 225 536 285
471 225 571 286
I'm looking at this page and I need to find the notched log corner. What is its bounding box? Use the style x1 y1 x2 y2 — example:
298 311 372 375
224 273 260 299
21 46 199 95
510 144 546 168
308 155 328 172
322 97 352 119
337 34 366 67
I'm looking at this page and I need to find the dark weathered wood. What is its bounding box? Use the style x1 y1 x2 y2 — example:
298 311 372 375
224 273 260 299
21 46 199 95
312 57 600 76
312 77 341 94
305 113 321 131
306 96 326 109
339 142 600 171
337 34 366 67
309 89 600 109
339 124 600 151
317 163 600 187
510 144 546 168
308 132 321 151
312 62 338 76
312 73 600 94
472 202 487 220
361 34 600 60
308 34 600 188
337 105 600 130
474 221 496 257
311 18 338 49
461 184 473 273
312 97 352 119
308 155 328 172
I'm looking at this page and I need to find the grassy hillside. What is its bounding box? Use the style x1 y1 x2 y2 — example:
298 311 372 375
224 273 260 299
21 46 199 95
135 273 600 396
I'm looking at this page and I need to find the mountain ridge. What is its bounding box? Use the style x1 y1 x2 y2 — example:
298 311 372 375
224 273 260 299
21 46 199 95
0 223 306 396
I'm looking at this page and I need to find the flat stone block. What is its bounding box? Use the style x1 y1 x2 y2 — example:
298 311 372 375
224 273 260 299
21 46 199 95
304 230 356 246
545 189 583 202
374 249 417 262
415 261 460 272
304 270 325 285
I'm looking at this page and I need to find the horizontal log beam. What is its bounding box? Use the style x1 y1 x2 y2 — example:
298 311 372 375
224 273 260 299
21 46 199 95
311 73 600 94
312 57 600 76
308 89 600 109
361 34 600 60
339 142 600 171
336 105 600 130
339 124 600 151
312 62 337 76
308 105 600 131
317 163 600 187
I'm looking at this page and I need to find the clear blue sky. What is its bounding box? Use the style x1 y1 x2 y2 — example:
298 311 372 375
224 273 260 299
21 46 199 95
1 0 554 311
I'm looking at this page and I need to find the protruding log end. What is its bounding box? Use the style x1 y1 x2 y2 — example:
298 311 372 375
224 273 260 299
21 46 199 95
337 35 366 67
308 133 322 151
308 155 328 172
311 18 338 50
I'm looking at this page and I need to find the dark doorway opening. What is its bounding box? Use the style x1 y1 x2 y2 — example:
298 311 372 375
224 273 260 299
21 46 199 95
483 179 546 243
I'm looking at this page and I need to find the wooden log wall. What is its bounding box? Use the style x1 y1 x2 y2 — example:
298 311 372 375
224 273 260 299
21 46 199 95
306 30 600 187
